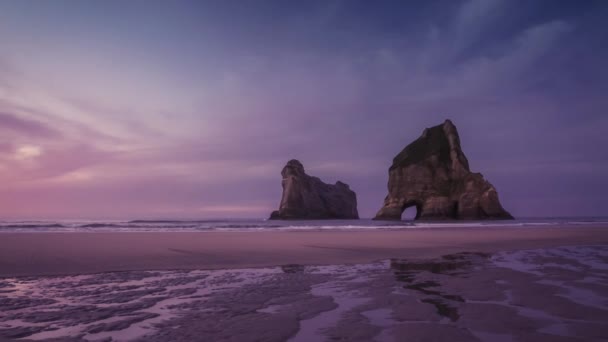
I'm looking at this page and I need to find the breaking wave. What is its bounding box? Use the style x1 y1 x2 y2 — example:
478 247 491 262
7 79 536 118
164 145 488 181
0 217 606 233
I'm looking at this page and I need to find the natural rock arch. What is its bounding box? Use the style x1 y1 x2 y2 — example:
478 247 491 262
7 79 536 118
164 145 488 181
401 201 422 220
374 120 513 221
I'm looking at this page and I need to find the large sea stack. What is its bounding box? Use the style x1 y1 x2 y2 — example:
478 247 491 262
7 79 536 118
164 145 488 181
374 120 513 221
269 159 359 220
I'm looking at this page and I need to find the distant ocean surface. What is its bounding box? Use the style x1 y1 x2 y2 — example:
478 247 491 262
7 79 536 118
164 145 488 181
0 218 607 233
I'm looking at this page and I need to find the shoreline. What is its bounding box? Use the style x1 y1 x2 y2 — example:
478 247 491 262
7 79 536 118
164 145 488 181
1 223 606 233
2 218 607 234
2 225 608 277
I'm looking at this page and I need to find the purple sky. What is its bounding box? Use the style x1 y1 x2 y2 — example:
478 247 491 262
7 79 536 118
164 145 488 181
0 0 607 219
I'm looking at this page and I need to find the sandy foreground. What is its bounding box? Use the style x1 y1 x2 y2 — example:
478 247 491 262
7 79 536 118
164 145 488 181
1 226 608 341
1 226 608 277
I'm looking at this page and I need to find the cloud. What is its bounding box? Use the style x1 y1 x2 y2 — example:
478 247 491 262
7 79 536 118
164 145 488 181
13 145 43 160
0 0 606 218
0 111 60 139
453 0 507 53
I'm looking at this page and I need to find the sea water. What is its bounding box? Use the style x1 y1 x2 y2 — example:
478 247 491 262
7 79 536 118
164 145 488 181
0 217 607 233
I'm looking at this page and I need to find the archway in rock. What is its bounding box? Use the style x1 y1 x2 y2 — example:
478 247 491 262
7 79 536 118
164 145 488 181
401 202 421 221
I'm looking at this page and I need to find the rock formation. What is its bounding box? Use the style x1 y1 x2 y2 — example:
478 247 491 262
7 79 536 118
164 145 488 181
374 120 513 221
269 160 359 220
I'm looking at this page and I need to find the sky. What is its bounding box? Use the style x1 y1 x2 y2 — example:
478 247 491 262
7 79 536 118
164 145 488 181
0 0 607 219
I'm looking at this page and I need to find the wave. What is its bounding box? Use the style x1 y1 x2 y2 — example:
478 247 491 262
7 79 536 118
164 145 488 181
79 223 120 228
0 217 607 233
128 220 227 224
79 223 200 229
214 224 284 229
0 224 65 229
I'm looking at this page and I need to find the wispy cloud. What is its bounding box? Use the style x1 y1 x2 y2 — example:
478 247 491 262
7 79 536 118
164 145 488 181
0 111 60 139
0 0 606 218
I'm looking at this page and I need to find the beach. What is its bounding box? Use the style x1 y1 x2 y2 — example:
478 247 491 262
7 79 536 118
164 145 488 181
1 225 608 277
1 225 608 341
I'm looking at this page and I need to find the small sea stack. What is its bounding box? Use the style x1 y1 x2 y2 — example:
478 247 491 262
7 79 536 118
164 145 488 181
269 159 359 220
374 120 513 221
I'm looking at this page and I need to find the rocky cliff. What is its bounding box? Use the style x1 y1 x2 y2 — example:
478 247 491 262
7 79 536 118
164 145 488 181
374 120 513 220
269 160 359 220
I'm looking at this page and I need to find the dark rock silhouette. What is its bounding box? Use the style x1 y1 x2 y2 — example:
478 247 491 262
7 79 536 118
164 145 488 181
374 120 513 220
269 160 359 220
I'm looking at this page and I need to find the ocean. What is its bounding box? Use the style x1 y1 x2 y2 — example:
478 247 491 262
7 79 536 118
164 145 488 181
0 217 607 233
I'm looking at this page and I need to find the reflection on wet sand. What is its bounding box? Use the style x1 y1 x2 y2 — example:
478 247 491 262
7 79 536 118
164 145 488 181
0 246 607 341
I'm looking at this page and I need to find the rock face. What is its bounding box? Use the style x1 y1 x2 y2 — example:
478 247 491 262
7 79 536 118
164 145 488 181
374 120 513 221
269 160 359 220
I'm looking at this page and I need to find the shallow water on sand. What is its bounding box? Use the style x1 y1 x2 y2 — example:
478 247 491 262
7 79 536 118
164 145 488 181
1 246 607 341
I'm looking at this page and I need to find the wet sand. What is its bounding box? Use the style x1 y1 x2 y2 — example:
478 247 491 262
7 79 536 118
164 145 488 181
1 246 607 341
1 225 608 277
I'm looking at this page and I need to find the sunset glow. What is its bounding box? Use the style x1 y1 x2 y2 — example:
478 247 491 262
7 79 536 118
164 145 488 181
0 0 606 219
